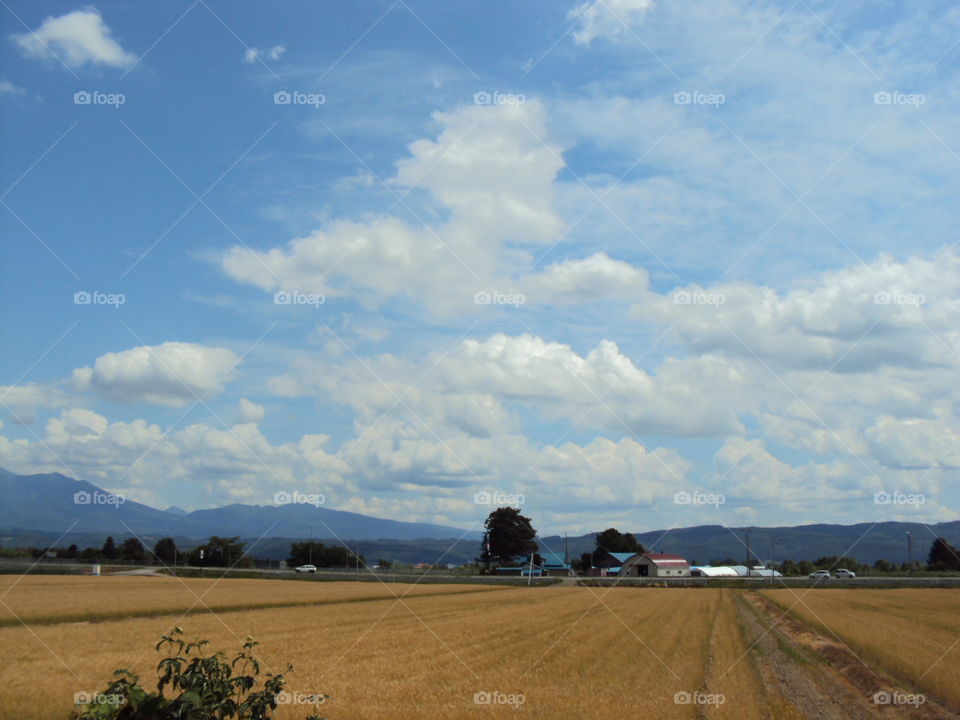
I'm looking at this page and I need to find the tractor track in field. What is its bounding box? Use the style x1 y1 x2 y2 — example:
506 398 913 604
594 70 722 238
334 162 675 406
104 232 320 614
739 591 956 720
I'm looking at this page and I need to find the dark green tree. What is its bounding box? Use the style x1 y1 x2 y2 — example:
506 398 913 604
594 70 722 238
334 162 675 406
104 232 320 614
873 558 894 573
927 537 960 571
153 537 179 565
188 537 253 568
120 537 147 564
594 528 644 554
478 507 537 566
101 536 118 560
61 544 79 559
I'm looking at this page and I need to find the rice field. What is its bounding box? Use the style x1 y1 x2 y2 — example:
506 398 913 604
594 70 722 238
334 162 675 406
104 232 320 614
0 576 957 719
761 588 960 708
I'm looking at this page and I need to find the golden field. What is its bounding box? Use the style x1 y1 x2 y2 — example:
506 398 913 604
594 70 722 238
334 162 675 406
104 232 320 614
761 588 960 708
1 577 763 720
0 575 957 719
0 575 502 627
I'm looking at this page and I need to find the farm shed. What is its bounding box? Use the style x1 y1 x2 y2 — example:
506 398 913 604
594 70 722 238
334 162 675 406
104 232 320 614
588 551 636 576
619 553 690 578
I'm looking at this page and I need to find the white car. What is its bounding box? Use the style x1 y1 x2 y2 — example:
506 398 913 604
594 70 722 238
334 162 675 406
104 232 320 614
834 568 856 578
294 564 317 574
808 570 831 580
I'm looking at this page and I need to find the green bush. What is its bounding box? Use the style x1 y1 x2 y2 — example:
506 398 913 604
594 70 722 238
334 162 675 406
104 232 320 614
71 627 326 720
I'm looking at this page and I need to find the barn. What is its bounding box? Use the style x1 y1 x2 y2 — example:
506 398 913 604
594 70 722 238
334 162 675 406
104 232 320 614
619 553 690 578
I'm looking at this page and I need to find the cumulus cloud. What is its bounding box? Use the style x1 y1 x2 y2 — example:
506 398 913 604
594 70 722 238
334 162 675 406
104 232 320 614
72 342 240 407
244 45 286 63
237 397 265 424
14 8 137 69
220 100 586 315
568 0 655 46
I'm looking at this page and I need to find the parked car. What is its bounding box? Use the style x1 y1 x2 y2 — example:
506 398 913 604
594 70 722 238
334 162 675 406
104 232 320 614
834 568 856 578
808 570 831 580
294 564 317 574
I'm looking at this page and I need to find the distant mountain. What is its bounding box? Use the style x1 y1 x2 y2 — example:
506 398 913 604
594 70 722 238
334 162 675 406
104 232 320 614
0 468 480 542
2 468 956 564
164 506 189 516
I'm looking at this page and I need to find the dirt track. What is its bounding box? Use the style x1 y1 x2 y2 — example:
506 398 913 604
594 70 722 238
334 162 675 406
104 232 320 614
736 592 955 719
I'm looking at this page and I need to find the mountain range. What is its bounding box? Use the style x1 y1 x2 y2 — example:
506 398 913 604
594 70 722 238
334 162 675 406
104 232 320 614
1 468 957 565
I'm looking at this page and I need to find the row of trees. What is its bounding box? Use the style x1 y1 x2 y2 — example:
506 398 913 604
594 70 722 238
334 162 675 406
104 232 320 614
287 541 364 568
474 508 960 575
21 535 255 568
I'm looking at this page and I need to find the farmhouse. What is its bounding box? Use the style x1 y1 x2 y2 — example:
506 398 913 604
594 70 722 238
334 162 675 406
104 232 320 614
619 553 691 578
588 551 636 576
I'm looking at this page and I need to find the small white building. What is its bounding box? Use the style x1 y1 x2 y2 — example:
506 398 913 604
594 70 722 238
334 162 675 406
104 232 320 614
619 553 690 578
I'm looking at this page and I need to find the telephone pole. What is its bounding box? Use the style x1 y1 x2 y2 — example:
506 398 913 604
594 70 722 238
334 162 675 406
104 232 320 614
906 531 913 574
309 525 313 565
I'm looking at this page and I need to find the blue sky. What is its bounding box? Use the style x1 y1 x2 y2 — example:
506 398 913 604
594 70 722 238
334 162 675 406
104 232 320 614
2 0 959 535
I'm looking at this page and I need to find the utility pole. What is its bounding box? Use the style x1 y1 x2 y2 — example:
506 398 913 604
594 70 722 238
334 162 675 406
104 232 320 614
771 537 776 586
906 532 913 574
744 528 752 568
309 525 313 566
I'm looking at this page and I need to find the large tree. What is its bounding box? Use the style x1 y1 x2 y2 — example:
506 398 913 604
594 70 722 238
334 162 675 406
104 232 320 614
595 528 644 554
928 537 960 571
479 507 537 566
187 537 253 568
153 537 179 564
101 536 118 560
120 537 147 564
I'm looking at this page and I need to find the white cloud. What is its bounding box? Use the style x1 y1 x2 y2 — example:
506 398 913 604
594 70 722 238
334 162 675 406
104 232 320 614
237 397 265 424
568 0 655 46
0 79 25 95
72 342 240 407
244 45 286 63
14 8 136 69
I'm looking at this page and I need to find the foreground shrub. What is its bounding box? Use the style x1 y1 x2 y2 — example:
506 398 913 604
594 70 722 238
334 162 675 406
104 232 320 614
71 627 326 719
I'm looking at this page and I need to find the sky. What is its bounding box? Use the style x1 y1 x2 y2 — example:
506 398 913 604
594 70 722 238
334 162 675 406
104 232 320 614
1 0 959 537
